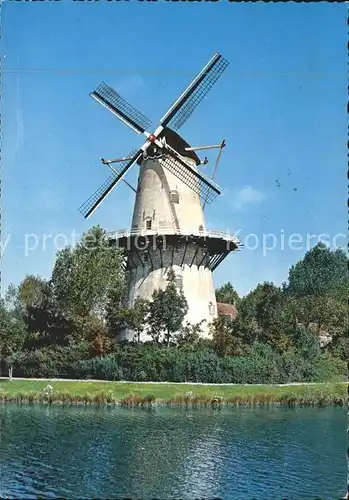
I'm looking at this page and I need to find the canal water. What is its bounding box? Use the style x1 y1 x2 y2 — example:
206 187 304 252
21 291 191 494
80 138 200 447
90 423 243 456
0 405 346 499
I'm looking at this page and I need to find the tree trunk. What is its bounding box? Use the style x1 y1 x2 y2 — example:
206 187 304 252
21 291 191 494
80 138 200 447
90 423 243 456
8 364 13 381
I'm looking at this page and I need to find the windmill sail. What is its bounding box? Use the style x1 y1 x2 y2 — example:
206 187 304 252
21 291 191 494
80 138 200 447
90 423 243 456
161 149 221 204
80 53 228 217
79 149 142 219
91 82 152 134
160 53 229 131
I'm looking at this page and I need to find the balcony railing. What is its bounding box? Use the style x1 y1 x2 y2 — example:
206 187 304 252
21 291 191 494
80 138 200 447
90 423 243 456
107 226 240 245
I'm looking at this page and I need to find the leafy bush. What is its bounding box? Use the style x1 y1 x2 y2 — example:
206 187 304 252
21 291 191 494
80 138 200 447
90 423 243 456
310 353 347 382
12 342 345 384
328 334 349 362
12 343 90 378
287 325 321 359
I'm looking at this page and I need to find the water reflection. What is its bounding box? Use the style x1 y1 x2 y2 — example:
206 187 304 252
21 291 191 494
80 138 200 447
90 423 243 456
0 405 346 499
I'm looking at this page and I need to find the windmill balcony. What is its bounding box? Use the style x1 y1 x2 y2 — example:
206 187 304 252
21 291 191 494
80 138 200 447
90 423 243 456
107 227 240 245
107 227 242 273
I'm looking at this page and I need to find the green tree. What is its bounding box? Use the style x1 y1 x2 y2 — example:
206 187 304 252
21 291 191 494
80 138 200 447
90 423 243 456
215 282 240 305
4 283 22 319
175 320 206 348
285 243 348 299
105 284 129 336
282 244 348 352
281 296 314 329
51 226 125 328
107 298 150 342
308 295 347 335
10 275 73 348
210 315 244 356
129 298 150 343
0 298 27 379
148 268 188 346
282 288 348 346
237 282 290 351
254 283 285 331
286 324 320 360
329 327 349 361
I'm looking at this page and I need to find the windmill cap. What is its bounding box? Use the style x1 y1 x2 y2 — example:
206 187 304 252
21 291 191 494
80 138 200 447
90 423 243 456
137 127 201 166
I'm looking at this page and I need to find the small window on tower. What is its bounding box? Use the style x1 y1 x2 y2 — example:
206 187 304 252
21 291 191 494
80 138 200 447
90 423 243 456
145 218 152 230
170 190 179 204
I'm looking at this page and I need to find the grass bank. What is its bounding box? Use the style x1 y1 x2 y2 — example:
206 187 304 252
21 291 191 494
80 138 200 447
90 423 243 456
0 379 346 407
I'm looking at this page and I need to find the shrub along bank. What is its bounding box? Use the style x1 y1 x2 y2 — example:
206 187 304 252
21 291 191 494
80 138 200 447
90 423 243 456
7 343 346 385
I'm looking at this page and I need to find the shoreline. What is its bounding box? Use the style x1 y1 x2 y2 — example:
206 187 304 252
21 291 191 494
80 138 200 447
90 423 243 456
0 376 347 386
0 379 346 407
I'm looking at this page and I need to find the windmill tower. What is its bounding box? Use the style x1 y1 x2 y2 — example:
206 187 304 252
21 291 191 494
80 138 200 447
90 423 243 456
79 53 241 340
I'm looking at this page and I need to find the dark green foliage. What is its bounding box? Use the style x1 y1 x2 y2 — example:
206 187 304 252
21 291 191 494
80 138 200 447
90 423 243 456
148 269 188 345
10 343 90 378
327 327 349 361
254 283 284 332
232 282 291 352
105 286 129 335
51 225 125 320
175 320 206 348
211 315 245 356
13 275 73 348
285 243 348 299
11 343 345 384
286 325 320 359
215 281 240 305
107 298 149 342
0 297 27 377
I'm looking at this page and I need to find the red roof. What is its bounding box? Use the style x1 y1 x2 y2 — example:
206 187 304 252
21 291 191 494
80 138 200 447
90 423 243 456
217 302 238 320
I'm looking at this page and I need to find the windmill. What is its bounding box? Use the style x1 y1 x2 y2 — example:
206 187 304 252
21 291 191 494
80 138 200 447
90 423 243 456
80 53 241 340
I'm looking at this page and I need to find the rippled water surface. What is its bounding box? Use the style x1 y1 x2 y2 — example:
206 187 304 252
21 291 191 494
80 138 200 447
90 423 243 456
0 404 346 499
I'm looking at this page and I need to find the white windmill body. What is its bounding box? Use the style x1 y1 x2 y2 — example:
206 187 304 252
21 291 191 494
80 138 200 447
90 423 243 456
124 131 216 339
80 53 241 341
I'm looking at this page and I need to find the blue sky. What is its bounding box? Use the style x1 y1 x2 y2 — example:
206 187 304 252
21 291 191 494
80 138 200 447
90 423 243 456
2 2 347 296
